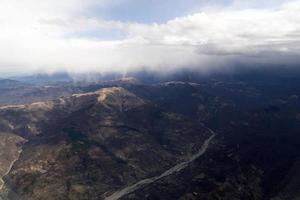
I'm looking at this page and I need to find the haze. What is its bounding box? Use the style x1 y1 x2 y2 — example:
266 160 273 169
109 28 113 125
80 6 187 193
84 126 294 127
0 0 300 76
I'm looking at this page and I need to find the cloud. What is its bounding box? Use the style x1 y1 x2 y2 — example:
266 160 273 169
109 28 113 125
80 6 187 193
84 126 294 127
0 0 300 75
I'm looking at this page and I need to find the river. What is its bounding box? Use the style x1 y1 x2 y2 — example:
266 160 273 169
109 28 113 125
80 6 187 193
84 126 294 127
104 127 216 200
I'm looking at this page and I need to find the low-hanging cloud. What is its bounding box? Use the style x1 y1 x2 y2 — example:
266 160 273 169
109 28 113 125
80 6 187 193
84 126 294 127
0 0 300 75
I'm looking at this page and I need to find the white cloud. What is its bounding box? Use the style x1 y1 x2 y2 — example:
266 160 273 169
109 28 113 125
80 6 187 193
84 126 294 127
0 0 300 75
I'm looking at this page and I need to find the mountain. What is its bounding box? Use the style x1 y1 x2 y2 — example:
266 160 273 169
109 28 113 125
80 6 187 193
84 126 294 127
0 79 23 89
11 73 73 84
0 78 81 106
0 75 299 200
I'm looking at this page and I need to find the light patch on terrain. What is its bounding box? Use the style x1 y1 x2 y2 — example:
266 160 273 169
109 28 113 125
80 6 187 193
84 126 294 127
97 87 145 111
0 101 53 111
70 87 145 111
0 133 26 190
27 101 54 111
71 92 98 98
0 105 25 110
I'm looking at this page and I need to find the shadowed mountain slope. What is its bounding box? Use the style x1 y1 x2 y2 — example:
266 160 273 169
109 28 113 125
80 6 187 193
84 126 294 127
0 78 299 200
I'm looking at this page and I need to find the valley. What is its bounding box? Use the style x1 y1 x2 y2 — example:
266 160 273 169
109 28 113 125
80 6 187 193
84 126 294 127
104 128 216 200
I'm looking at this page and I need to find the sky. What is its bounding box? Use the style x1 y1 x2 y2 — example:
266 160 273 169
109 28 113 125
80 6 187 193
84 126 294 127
0 0 299 75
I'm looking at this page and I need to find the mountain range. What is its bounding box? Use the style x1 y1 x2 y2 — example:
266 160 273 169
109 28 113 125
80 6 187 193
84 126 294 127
0 73 299 200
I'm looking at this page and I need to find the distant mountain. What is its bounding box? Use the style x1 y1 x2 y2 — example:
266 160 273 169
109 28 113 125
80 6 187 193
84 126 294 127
0 79 23 88
12 73 73 84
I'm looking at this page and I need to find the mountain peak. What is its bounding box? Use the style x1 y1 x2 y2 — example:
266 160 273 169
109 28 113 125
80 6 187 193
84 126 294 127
97 87 145 111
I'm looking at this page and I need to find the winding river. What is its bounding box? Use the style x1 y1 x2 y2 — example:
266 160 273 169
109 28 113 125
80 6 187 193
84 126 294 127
0 149 23 191
104 127 216 200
